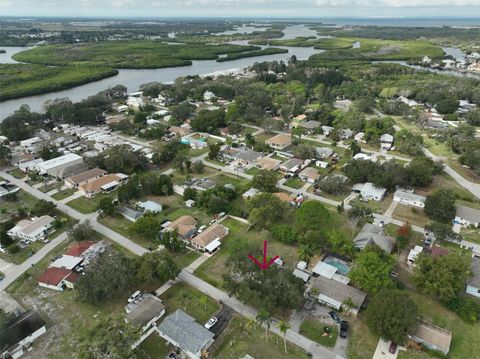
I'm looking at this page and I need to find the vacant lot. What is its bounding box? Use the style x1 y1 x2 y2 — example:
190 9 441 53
392 204 431 227
212 315 310 359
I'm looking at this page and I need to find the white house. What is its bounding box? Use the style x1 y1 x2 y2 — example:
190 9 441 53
7 216 54 242
394 190 426 208
203 90 216 102
455 205 480 228
407 245 424 268
352 153 374 162
380 133 394 150
36 153 84 178
1 311 47 359
353 182 387 202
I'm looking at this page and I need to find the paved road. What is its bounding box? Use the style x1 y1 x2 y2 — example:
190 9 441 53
179 270 344 359
0 171 148 257
423 148 480 199
0 232 69 292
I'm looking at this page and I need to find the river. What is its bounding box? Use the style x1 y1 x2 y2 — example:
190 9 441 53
0 25 321 119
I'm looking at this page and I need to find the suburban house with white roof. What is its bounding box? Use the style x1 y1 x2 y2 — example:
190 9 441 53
7 216 55 242
394 190 426 208
36 153 84 178
455 205 480 228
353 182 387 202
380 133 394 150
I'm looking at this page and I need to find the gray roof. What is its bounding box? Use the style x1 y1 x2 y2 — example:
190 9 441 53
380 133 394 142
300 120 321 129
235 150 262 163
353 223 395 253
394 190 426 203
310 276 366 309
469 258 480 288
1 310 46 353
293 268 311 283
158 310 214 355
456 205 480 223
119 206 143 221
281 158 304 170
58 163 90 179
316 147 334 158
125 293 165 326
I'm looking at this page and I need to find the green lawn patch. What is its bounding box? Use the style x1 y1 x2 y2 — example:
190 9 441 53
299 318 338 348
8 168 25 179
159 282 219 324
212 315 310 359
51 188 77 201
284 177 304 189
66 192 114 214
137 333 172 359
392 204 431 228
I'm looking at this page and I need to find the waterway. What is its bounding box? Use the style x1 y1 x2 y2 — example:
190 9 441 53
0 25 321 119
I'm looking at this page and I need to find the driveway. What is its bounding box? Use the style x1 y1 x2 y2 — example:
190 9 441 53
209 304 235 338
373 339 405 359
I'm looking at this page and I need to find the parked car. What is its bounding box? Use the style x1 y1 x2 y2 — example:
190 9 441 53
389 342 397 354
204 316 218 329
329 311 341 324
198 225 207 233
340 321 349 338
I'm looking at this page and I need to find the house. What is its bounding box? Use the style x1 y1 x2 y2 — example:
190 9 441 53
354 132 365 143
78 173 128 197
125 292 165 343
157 310 215 359
65 241 94 257
321 126 334 136
466 257 480 298
353 182 387 201
169 126 192 137
279 158 304 173
293 268 311 283
353 223 395 253
289 114 307 129
127 96 144 109
299 167 320 184
311 261 349 284
352 153 374 162
300 120 321 132
394 190 426 208
166 215 197 239
0 310 47 359
36 153 84 178
50 255 83 271
20 137 43 153
242 188 261 200
455 205 480 228
316 160 329 169
334 99 353 110
137 200 163 214
255 157 281 171
38 267 79 291
190 178 216 191
316 147 334 159
64 168 107 188
408 321 452 355
185 199 196 208
57 163 90 180
309 276 366 316
380 133 394 150
203 90 216 102
0 180 19 199
234 150 262 166
266 134 292 151
119 206 144 222
7 216 54 242
190 224 229 253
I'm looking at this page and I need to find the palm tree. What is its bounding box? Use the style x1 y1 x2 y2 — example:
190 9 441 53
256 308 272 342
277 320 291 353
297 244 314 263
342 297 357 315
246 316 257 336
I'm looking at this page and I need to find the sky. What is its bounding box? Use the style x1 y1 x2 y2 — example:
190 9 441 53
0 0 479 18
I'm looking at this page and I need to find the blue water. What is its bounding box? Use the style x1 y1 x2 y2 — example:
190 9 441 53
313 17 480 28
325 259 350 275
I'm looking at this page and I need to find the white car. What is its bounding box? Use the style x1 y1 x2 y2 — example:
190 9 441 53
198 225 207 233
204 317 218 329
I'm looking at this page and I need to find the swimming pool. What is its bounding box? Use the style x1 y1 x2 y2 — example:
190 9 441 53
324 257 351 276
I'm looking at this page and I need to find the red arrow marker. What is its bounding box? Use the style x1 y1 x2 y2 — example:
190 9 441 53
248 240 280 270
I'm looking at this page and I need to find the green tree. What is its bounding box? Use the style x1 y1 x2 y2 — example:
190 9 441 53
271 224 297 245
349 245 396 294
31 199 56 216
128 216 162 241
96 197 116 216
256 309 273 342
413 251 471 302
294 201 330 234
208 142 221 160
424 189 456 223
69 221 96 242
135 252 180 284
159 229 185 253
251 170 278 192
366 290 418 345
247 193 290 230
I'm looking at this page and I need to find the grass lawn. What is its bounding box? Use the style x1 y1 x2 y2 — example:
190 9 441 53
51 188 77 201
461 227 480 245
245 167 260 176
211 315 310 359
137 333 172 359
38 182 61 193
431 173 479 205
195 218 300 289
0 190 38 222
159 282 219 324
284 177 305 189
173 250 201 268
347 312 379 359
299 318 338 348
66 192 115 214
205 158 227 167
8 168 25 179
392 204 431 227
350 194 393 215
0 240 46 265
